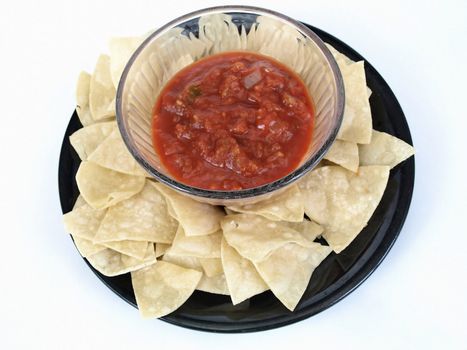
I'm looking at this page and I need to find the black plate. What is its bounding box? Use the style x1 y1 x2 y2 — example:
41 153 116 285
59 23 415 333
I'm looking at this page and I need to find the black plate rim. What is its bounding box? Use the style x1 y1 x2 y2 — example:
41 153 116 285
58 23 415 333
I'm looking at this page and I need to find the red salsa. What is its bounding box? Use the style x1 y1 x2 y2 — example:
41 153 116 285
152 51 314 190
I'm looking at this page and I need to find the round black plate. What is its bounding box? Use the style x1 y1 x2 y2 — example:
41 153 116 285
59 23 415 333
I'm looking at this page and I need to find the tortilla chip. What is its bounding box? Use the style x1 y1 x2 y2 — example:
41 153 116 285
239 25 248 50
89 54 116 121
253 16 288 52
326 44 355 65
102 240 148 260
152 183 224 236
93 182 178 244
359 130 415 168
252 16 325 84
73 236 106 258
109 36 143 88
258 26 302 70
323 140 359 172
87 243 156 277
227 185 304 222
197 273 230 295
224 208 237 215
198 13 239 53
76 161 145 209
199 258 223 277
69 121 117 160
285 219 324 242
75 71 93 126
147 32 193 88
328 46 372 144
66 196 107 256
73 195 87 208
221 214 315 262
246 22 258 51
254 242 332 311
131 261 202 318
63 201 106 240
299 165 389 253
186 32 211 60
221 238 268 304
162 251 202 271
155 243 171 258
87 129 147 176
168 54 194 78
338 61 372 143
168 226 222 258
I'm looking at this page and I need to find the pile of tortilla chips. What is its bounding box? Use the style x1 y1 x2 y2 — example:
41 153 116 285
63 14 414 319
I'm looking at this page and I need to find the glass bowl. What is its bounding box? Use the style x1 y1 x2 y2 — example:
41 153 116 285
116 5 344 205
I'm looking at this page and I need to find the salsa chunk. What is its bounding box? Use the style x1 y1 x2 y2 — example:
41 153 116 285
152 52 314 190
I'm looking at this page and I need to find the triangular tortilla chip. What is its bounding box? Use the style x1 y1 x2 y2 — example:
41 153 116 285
196 273 230 295
131 261 202 318
323 139 359 172
258 25 302 70
75 71 93 126
221 238 268 305
73 236 106 258
253 16 288 52
152 183 224 236
328 46 372 144
285 219 324 242
299 165 389 253
103 240 148 260
359 130 415 168
76 161 145 209
67 196 106 256
87 129 147 176
254 242 331 311
87 243 156 277
326 44 355 65
89 54 116 121
227 185 304 222
93 182 178 244
155 243 171 258
199 258 223 277
221 214 315 262
246 22 258 51
337 61 372 143
198 13 238 53
186 32 211 60
73 195 87 208
168 226 222 258
161 251 202 271
63 201 106 240
71 195 148 259
69 121 117 160
239 25 248 50
109 36 143 88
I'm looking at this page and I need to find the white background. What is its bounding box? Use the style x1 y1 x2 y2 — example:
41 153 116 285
1 0 466 349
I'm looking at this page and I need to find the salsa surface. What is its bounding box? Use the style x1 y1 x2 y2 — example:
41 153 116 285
152 51 314 190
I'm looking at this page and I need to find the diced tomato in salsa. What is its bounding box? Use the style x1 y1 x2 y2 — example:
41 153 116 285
152 51 314 190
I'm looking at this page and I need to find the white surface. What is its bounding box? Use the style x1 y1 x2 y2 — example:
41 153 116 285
0 0 466 349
